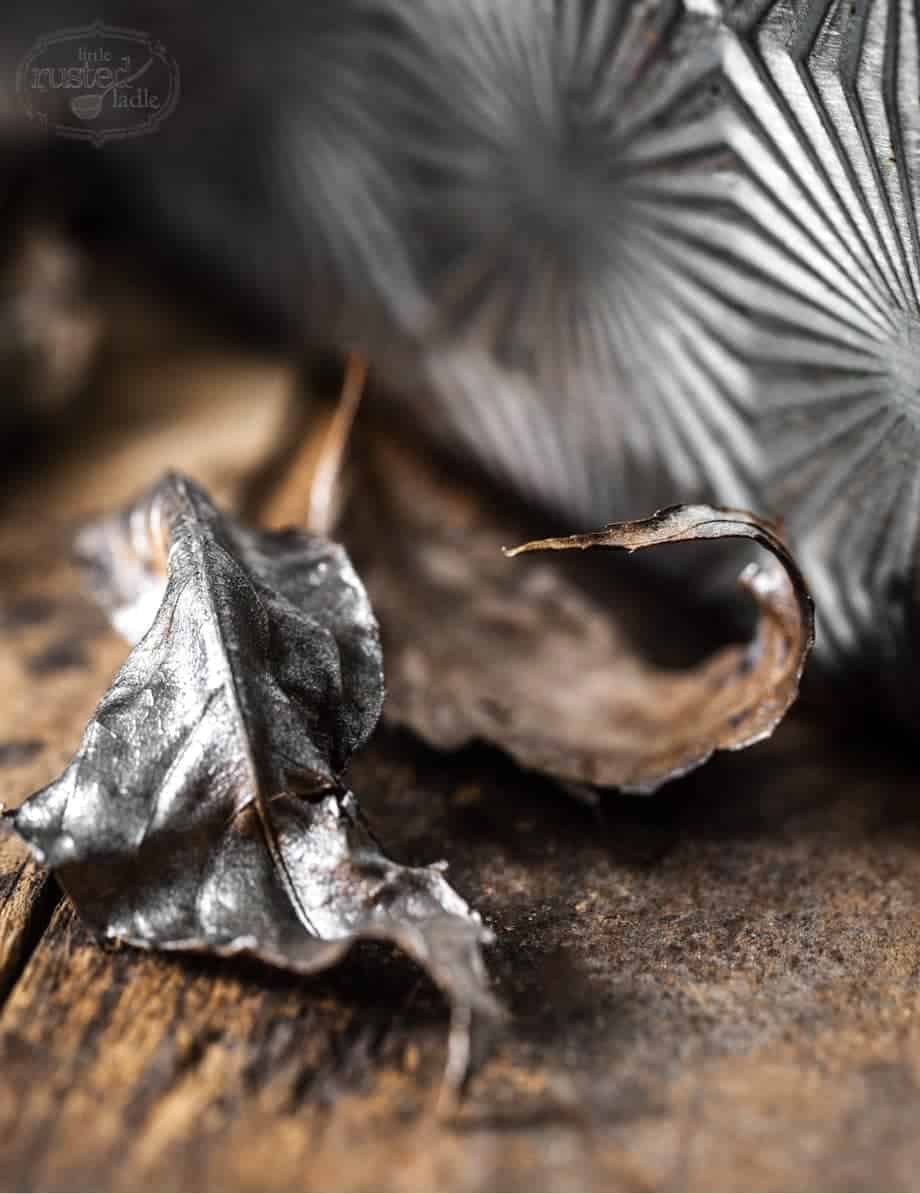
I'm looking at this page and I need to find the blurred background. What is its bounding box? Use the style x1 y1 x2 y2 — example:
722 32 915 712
0 0 910 729
0 0 732 523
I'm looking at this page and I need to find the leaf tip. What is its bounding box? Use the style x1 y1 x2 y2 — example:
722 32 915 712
502 538 550 559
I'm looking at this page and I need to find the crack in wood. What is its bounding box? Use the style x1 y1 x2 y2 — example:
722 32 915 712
0 867 61 1010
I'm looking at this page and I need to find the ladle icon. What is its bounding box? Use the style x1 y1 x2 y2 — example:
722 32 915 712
70 56 154 121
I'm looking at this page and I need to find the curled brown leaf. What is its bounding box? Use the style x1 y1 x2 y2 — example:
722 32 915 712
343 434 814 795
503 505 814 791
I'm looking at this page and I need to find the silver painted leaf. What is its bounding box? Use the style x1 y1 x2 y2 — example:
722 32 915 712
4 473 500 1087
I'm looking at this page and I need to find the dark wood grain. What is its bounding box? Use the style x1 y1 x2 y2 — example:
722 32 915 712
0 836 56 1004
3 394 920 1191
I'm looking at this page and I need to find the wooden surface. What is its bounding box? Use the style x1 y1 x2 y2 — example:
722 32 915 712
3 381 920 1191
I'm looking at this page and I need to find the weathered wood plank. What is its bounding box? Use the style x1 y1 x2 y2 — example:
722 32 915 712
0 836 55 1002
4 704 920 1190
4 389 920 1190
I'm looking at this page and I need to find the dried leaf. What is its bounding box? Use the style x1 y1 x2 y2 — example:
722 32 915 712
343 435 814 794
4 472 500 1087
504 506 814 791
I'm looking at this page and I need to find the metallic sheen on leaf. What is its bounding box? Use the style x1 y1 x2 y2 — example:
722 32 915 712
4 473 500 1088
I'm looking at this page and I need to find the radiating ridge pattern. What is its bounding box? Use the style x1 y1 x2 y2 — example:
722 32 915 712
384 0 920 672
722 0 920 664
388 0 764 545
